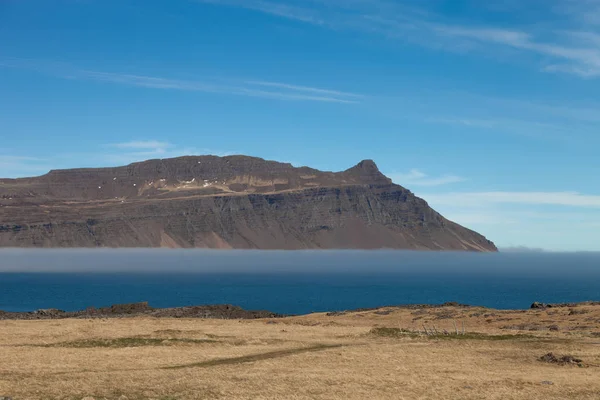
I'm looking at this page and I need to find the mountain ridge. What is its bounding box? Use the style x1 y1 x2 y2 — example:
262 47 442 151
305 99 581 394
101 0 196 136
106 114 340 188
0 155 497 251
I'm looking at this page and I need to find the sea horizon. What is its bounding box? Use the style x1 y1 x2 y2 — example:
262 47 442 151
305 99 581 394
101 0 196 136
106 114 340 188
2 250 599 314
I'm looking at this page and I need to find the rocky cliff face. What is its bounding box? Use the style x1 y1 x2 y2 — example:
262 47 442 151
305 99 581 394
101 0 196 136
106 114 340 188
0 156 497 251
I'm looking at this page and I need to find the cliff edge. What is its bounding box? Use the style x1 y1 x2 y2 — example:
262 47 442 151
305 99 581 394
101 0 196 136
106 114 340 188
0 155 497 251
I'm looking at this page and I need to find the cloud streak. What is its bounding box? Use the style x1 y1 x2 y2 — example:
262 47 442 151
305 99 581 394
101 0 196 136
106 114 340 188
0 155 52 178
245 80 364 98
422 191 600 208
1 59 362 104
417 190 600 251
110 140 173 150
200 0 325 24
198 0 600 78
435 24 600 77
388 169 466 187
78 70 360 103
0 141 238 178
102 141 236 165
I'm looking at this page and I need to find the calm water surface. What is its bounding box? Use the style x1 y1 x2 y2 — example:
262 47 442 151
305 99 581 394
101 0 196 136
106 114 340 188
0 250 598 314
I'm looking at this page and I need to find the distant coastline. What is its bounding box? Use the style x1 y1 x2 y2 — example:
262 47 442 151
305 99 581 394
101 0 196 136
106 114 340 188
3 300 600 320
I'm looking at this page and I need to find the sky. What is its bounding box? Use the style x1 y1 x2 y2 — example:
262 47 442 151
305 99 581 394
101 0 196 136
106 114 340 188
0 0 599 251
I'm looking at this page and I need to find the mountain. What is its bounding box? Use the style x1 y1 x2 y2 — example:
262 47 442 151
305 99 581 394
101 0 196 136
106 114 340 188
0 156 497 251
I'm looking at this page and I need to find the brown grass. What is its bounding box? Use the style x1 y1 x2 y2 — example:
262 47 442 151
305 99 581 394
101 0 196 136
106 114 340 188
1 304 600 399
165 344 343 370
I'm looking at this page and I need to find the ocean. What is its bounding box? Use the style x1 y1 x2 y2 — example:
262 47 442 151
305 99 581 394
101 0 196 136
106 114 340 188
0 250 599 314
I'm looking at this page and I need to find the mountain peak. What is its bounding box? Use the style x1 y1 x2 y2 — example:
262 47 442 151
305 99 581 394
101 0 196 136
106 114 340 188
355 159 378 169
0 154 496 251
344 159 391 184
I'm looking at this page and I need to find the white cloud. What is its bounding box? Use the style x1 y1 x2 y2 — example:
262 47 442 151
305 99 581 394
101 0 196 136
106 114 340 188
428 118 499 129
110 141 173 150
387 169 466 187
0 155 41 163
554 0 600 26
76 70 360 103
543 63 600 78
424 24 600 77
565 30 600 46
425 115 572 140
500 246 548 253
245 80 363 98
417 192 600 251
197 0 600 78
0 59 362 104
436 211 519 225
200 0 325 24
102 142 236 165
431 25 531 47
422 191 600 208
0 155 52 178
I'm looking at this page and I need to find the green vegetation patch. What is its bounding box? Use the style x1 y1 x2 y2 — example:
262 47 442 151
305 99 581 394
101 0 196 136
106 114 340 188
46 337 217 348
165 344 343 369
369 327 420 338
370 327 535 341
433 332 536 341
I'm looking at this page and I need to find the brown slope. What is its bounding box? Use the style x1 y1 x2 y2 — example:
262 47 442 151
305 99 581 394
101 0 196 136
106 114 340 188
0 156 497 251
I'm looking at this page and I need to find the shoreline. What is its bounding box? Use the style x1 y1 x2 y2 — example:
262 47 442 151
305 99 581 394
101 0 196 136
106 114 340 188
2 300 600 320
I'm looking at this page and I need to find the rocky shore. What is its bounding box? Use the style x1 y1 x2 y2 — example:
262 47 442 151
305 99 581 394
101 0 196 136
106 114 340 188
3 300 600 321
0 302 283 320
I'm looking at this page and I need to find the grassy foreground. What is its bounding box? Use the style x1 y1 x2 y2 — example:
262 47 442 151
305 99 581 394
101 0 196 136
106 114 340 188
1 303 600 399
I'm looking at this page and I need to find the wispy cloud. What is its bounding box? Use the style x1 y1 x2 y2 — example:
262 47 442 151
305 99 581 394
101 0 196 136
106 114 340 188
198 0 600 78
0 59 362 104
417 190 600 251
102 141 236 165
436 25 600 77
0 142 238 178
428 118 499 129
422 191 600 208
387 169 466 187
78 70 360 103
543 63 600 78
554 0 600 26
200 0 325 24
110 140 173 150
432 211 519 226
0 155 52 178
103 140 177 161
0 155 41 163
245 80 363 99
425 115 572 140
500 246 549 253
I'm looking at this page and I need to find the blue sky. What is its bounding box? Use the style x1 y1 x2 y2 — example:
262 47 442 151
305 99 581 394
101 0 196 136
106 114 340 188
1 0 599 251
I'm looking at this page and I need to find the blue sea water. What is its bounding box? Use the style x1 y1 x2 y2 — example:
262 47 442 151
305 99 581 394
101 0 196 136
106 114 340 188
0 250 599 314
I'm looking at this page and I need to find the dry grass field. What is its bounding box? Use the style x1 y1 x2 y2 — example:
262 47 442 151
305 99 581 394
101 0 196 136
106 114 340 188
1 303 600 400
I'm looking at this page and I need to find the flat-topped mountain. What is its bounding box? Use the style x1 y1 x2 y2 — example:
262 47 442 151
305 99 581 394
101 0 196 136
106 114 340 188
0 156 497 251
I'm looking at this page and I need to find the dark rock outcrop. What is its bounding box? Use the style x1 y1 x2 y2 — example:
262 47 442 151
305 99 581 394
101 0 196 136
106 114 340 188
539 352 583 365
0 302 282 320
0 155 497 251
